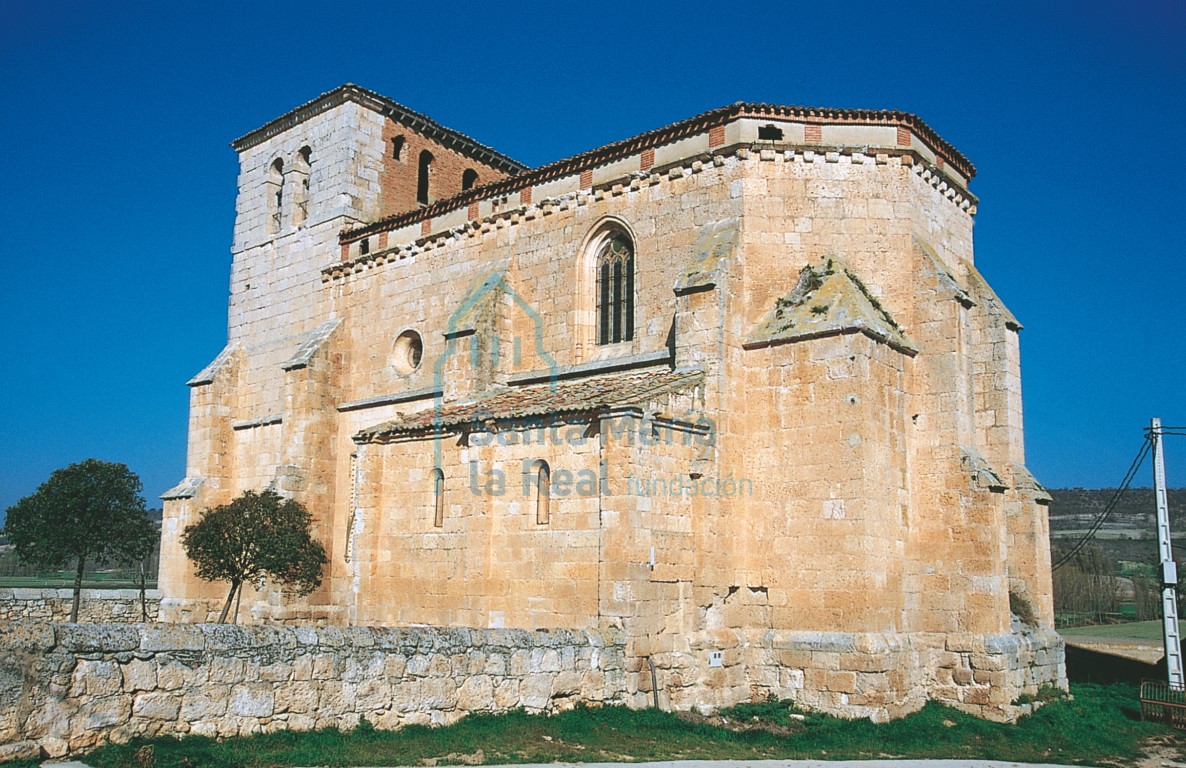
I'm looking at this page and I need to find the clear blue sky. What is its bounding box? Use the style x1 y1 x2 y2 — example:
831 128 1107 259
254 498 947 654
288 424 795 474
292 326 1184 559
1 0 1183 516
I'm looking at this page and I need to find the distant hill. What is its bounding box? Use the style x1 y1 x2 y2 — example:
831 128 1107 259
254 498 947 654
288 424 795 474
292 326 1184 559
1048 487 1186 566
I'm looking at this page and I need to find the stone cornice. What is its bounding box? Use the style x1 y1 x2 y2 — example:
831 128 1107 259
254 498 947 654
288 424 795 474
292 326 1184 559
230 84 528 175
340 101 975 244
323 146 976 286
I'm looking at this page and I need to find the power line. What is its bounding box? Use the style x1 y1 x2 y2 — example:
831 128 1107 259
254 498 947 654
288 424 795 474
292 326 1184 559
1052 436 1152 571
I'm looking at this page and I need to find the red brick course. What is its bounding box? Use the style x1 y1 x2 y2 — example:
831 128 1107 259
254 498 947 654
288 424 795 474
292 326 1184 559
379 117 512 221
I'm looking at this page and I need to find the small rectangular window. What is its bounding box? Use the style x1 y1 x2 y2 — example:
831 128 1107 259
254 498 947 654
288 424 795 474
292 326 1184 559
758 124 784 141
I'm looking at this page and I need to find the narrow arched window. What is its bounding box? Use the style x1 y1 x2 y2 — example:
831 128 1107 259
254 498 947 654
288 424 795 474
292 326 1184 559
392 135 405 160
533 461 551 525
294 146 312 226
432 468 445 528
596 234 634 344
268 158 284 233
462 168 479 191
417 150 434 204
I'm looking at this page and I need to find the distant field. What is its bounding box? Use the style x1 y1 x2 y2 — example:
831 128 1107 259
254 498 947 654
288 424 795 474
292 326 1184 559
1061 620 1185 642
1047 529 1186 540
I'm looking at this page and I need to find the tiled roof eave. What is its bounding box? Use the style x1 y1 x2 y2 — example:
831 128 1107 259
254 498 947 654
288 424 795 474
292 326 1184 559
355 404 620 444
354 369 705 443
229 84 528 174
340 101 975 244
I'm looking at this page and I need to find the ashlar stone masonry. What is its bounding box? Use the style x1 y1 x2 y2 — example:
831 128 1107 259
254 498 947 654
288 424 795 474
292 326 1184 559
158 84 1065 723
0 622 624 759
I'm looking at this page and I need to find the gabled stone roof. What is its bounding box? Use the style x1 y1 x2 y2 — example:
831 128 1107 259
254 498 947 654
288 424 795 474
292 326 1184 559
745 257 917 355
964 259 1022 331
445 260 510 338
675 218 738 295
282 318 341 371
230 83 528 174
161 475 204 501
187 344 238 387
355 368 704 442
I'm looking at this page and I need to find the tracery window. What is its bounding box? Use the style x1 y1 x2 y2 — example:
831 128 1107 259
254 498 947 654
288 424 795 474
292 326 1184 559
597 234 634 344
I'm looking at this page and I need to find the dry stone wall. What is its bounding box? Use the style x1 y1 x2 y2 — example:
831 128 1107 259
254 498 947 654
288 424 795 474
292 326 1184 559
0 621 626 760
0 589 160 624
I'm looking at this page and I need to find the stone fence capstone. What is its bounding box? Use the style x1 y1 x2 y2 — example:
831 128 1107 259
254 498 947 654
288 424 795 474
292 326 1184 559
0 589 161 623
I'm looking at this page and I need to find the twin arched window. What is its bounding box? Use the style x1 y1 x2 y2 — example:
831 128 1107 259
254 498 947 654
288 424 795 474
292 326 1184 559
597 234 634 345
431 463 548 526
267 147 314 232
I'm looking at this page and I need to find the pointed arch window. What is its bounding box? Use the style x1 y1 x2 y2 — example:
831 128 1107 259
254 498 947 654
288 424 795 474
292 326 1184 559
432 468 445 528
597 234 634 344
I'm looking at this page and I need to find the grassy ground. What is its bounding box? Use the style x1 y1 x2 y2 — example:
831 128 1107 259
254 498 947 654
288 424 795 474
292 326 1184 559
1060 620 1183 642
15 683 1175 768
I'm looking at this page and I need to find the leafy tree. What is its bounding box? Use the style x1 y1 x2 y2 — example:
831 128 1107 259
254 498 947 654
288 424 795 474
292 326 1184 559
181 490 328 623
3 459 157 622
124 512 160 621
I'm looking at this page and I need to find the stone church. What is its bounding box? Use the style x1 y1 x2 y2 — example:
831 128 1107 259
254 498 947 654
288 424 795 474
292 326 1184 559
159 84 1065 720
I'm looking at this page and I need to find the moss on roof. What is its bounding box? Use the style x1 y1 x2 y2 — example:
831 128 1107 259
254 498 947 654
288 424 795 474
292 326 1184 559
745 257 917 355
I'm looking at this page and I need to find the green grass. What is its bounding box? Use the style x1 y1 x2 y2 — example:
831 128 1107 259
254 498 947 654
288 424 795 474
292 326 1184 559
52 683 1181 768
1061 620 1183 642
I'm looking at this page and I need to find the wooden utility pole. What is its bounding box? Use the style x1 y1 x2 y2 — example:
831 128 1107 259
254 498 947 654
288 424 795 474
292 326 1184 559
1152 417 1184 688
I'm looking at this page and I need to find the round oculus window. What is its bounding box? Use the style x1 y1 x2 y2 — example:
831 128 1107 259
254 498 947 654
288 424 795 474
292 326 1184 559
392 330 423 375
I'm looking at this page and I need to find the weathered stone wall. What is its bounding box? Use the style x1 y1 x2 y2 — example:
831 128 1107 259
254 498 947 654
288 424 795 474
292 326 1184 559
0 622 627 760
656 622 1065 723
0 589 160 624
156 86 1063 725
